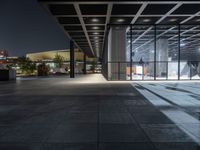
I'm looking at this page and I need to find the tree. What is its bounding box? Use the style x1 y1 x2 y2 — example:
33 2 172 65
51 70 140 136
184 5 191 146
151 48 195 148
53 53 64 68
37 63 49 76
18 56 36 75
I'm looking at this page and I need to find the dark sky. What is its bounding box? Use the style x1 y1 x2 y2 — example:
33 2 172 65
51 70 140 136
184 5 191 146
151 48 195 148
0 0 70 57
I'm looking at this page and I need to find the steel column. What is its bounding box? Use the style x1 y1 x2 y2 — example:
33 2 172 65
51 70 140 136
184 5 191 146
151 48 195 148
154 25 157 80
130 25 133 80
83 53 87 74
70 40 75 78
178 24 181 80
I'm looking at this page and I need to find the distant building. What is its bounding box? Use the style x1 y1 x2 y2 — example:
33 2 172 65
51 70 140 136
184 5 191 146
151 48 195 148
0 50 8 64
26 49 98 74
26 49 95 62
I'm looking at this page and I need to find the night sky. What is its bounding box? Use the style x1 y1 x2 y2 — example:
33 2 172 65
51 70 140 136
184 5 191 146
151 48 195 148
0 0 70 57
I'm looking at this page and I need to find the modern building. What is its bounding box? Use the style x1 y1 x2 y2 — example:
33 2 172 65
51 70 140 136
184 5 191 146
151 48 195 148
2 1 200 149
26 49 95 62
26 49 99 74
38 0 200 80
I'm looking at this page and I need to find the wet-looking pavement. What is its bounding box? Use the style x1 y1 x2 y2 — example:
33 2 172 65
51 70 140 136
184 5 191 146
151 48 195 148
0 74 200 150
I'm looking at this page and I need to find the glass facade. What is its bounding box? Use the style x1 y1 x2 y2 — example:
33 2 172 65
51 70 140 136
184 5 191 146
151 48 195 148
104 24 200 81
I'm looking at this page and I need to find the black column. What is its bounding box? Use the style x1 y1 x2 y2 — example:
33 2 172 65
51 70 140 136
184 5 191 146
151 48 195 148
83 53 87 74
178 24 181 80
130 25 133 81
154 25 157 80
70 40 75 78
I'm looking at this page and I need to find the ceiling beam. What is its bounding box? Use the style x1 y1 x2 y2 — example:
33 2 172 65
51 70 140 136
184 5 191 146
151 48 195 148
156 3 183 24
131 3 148 24
131 3 182 47
53 14 200 18
168 26 199 41
181 11 200 24
42 3 83 53
125 3 148 33
42 1 200 5
74 3 95 56
101 3 113 58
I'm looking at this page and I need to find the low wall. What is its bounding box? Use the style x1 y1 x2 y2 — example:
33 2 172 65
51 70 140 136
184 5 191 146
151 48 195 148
0 69 16 81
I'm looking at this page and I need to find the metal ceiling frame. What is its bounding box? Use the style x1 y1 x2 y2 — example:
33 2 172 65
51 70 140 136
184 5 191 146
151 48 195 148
42 3 83 53
39 1 200 58
73 3 95 56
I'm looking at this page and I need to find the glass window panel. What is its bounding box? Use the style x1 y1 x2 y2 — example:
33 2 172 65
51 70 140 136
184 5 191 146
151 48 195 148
130 25 155 80
181 25 200 80
156 25 178 80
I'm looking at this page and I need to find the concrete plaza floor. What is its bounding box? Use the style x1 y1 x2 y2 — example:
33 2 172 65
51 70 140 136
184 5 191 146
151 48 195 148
0 74 200 150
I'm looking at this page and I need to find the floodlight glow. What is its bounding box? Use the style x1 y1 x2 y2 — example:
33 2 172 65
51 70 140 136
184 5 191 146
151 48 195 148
143 19 151 22
180 43 185 47
169 18 177 22
117 19 125 22
91 18 99 22
93 26 99 30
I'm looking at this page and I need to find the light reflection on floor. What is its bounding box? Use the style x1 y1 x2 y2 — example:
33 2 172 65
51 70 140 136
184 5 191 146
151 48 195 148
133 82 200 144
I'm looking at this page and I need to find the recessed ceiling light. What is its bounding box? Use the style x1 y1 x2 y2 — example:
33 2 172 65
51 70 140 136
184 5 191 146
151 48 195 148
94 37 99 39
169 18 177 22
180 43 185 47
93 32 99 35
117 19 125 22
143 19 151 23
91 18 99 22
92 26 99 30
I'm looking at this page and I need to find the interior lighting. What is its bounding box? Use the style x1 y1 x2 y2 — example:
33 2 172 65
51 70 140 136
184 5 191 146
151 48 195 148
91 18 99 22
117 18 125 22
143 19 151 22
169 18 177 22
180 43 185 47
93 26 99 30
